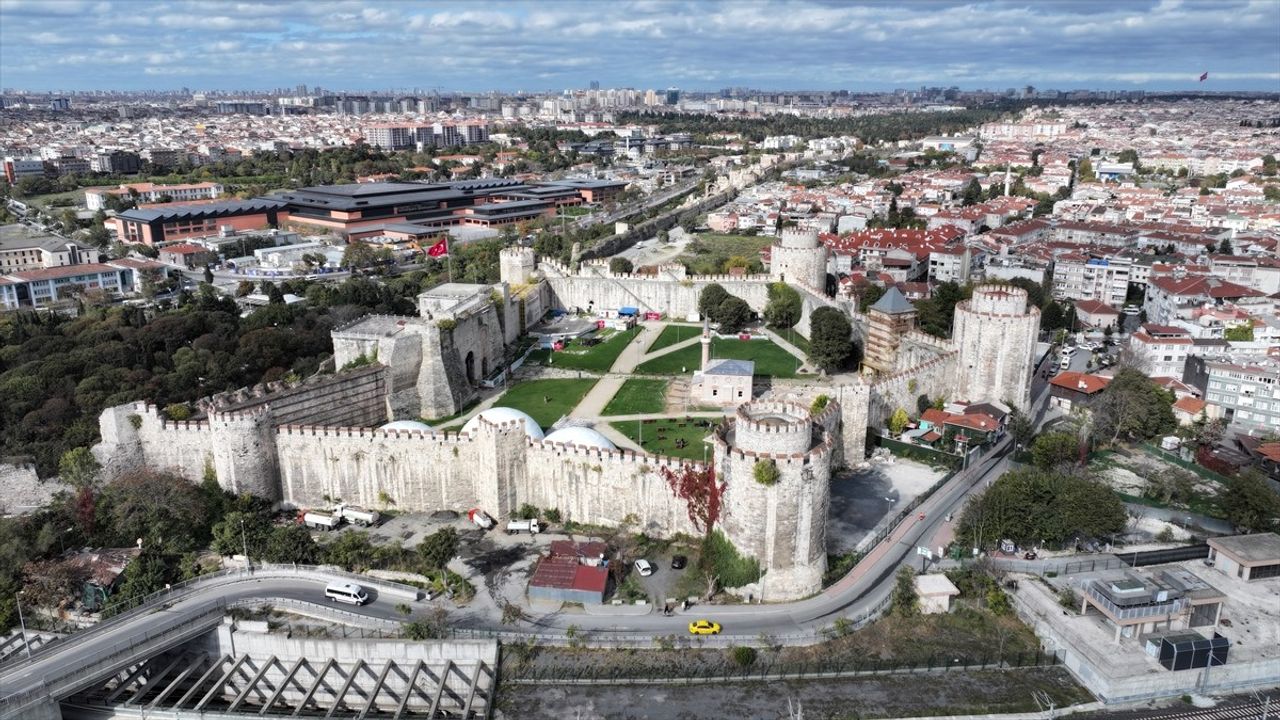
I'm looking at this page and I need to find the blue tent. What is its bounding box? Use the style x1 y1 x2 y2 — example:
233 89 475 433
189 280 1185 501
618 306 639 316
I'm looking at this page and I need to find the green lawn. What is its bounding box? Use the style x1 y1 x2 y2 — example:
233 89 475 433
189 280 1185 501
526 326 642 372
635 337 802 378
611 416 727 461
601 379 669 416
772 325 811 355
646 323 702 354
27 189 86 209
494 379 598 430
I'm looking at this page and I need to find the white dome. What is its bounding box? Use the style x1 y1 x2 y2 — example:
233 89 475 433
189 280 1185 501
544 427 617 451
461 407 545 440
381 420 434 432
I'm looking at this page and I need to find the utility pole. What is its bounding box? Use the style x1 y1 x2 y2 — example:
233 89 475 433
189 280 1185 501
16 590 31 659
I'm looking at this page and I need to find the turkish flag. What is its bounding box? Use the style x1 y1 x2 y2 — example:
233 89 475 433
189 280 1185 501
1199 72 1209 82
426 237 449 258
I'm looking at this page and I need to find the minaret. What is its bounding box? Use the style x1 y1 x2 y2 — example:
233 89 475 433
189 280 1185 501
1003 163 1012 197
701 316 711 371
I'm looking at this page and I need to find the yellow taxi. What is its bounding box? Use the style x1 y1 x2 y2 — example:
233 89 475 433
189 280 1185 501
687 619 722 635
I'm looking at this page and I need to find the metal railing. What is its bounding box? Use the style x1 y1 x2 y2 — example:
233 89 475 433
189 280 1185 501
0 564 421 672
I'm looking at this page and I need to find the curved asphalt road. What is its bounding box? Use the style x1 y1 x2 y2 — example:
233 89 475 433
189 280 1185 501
1 388 1042 712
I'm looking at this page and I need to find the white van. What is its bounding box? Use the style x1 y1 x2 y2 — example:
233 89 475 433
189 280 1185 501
324 582 369 606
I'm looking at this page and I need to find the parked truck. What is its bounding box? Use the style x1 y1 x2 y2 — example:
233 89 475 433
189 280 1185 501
468 508 495 530
336 504 380 527
303 511 341 531
506 518 541 535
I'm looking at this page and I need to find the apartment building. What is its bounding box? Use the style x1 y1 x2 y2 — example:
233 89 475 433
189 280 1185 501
1186 355 1280 433
1053 252 1131 306
1144 275 1263 325
1130 324 1194 378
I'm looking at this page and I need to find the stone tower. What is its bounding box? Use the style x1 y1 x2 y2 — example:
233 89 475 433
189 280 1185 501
769 228 828 290
716 401 834 601
952 284 1041 410
499 246 536 285
863 285 916 374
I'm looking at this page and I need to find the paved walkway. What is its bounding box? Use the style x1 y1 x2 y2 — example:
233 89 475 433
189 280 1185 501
569 322 667 419
762 327 814 373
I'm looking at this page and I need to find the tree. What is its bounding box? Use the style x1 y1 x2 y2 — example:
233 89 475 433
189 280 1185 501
22 558 90 609
961 178 982 206
1007 406 1035 450
1117 149 1140 167
97 469 213 555
715 296 752 334
1221 469 1280 533
808 306 853 372
763 282 802 330
609 257 634 274
892 566 919 617
203 266 214 284
888 408 910 436
658 461 725 540
857 283 886 312
1224 324 1254 342
1217 237 1233 255
1030 432 1079 470
58 447 101 488
957 467 1127 549
211 511 271 558
262 524 317 564
1076 157 1095 183
418 527 459 571
1091 368 1176 445
342 240 378 269
698 283 729 319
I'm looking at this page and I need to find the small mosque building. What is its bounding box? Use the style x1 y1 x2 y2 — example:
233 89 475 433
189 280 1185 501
690 318 754 406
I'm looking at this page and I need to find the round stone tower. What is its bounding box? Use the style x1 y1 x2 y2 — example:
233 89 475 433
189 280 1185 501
499 246 536 285
716 401 834 602
769 228 828 290
952 284 1041 410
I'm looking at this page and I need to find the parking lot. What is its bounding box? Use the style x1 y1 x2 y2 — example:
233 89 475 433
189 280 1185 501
827 458 948 555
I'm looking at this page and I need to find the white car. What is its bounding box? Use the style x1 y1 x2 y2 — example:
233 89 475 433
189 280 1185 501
1123 305 1140 315
634 559 654 577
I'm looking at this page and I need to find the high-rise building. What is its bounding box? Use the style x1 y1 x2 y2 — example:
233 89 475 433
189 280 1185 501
589 80 600 90
665 87 680 105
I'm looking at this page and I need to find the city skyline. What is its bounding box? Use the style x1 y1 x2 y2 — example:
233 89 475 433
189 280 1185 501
1 0 1278 93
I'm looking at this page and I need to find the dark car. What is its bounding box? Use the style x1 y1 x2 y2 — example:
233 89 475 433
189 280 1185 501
671 555 688 570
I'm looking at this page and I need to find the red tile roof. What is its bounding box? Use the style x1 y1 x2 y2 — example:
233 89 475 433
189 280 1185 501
1173 397 1206 416
1050 371 1111 395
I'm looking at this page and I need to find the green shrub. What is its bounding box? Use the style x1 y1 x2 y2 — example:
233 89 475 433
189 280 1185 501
517 504 540 520
701 531 761 588
810 394 830 415
729 645 757 667
544 507 562 523
753 460 779 486
163 403 192 420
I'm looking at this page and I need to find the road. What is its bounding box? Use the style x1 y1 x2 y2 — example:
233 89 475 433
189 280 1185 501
0 380 1048 714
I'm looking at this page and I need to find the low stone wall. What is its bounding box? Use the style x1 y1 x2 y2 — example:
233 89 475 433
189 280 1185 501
0 462 67 515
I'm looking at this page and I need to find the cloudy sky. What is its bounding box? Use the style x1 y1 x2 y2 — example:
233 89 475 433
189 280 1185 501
1 0 1278 93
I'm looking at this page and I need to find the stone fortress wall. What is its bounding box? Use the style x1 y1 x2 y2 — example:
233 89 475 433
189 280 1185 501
90 233 1037 603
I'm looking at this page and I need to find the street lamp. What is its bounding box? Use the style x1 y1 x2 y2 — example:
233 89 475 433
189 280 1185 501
16 590 31 660
240 518 250 571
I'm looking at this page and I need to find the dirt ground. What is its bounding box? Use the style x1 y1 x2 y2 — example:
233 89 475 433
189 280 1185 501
494 667 1093 720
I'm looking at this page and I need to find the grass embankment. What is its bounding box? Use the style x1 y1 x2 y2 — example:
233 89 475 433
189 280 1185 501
601 379 670 416
636 337 801 378
526 326 642 372
494 379 598 430
678 233 773 275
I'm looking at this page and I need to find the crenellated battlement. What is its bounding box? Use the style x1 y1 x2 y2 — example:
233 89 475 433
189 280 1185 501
733 401 812 436
275 423 470 445
869 351 959 389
